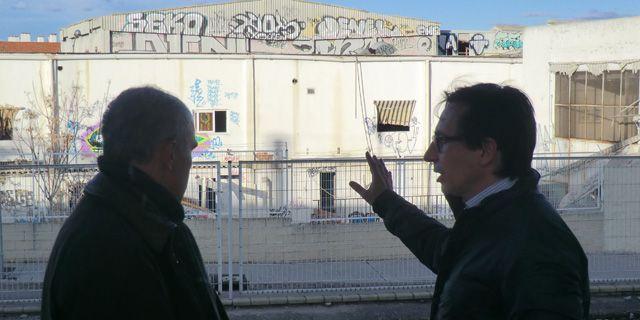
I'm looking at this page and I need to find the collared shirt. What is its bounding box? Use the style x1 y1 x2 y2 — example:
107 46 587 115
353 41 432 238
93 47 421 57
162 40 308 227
465 177 518 209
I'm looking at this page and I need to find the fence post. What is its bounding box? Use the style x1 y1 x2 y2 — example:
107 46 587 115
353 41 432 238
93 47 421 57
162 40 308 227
215 163 223 294
238 163 244 292
227 161 233 299
0 203 4 276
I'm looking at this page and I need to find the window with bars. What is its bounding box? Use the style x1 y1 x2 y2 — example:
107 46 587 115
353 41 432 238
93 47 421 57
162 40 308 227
555 70 639 142
194 110 227 133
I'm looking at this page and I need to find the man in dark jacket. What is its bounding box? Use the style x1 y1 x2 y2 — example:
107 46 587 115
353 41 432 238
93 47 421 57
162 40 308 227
42 87 228 320
351 84 589 319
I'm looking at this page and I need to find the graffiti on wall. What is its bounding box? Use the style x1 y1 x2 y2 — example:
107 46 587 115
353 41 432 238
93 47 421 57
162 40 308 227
207 80 221 107
314 16 401 39
123 12 208 35
190 79 206 107
112 31 436 56
307 166 337 177
113 10 440 56
494 32 523 50
416 25 439 36
438 31 522 56
229 12 306 40
230 111 240 125
365 116 422 157
79 124 103 156
0 189 35 207
111 32 249 53
469 33 490 55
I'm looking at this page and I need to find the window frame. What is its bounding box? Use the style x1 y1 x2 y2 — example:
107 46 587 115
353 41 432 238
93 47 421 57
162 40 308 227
193 109 228 134
554 69 639 142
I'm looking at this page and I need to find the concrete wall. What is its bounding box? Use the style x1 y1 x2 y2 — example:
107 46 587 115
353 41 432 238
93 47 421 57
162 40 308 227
0 56 53 162
522 16 640 154
0 211 607 264
603 159 640 252
253 57 430 158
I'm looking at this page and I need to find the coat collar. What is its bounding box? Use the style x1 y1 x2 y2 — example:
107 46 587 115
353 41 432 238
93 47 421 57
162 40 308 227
449 168 541 220
83 157 185 253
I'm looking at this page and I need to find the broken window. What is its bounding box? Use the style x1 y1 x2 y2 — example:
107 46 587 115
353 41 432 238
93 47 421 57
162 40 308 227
0 106 20 140
554 70 639 142
375 100 416 132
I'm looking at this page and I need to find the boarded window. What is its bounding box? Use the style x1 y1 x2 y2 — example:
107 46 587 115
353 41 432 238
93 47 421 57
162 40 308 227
554 70 639 142
375 100 416 132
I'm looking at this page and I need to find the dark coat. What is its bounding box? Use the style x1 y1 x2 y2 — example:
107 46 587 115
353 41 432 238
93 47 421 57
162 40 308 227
373 169 590 319
41 159 228 320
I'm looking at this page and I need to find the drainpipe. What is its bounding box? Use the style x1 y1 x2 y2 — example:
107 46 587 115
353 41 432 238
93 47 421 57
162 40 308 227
51 59 61 164
251 56 257 160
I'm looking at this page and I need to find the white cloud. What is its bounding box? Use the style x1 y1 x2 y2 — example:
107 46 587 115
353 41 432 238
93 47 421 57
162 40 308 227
577 9 626 20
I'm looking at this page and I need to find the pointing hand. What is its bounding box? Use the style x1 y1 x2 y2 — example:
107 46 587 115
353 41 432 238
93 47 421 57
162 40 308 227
349 152 393 205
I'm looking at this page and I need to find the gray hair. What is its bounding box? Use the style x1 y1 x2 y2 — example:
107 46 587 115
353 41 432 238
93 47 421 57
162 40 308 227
101 86 193 164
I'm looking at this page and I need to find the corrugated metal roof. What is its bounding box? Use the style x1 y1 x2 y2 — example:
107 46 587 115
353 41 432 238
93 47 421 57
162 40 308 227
68 0 439 39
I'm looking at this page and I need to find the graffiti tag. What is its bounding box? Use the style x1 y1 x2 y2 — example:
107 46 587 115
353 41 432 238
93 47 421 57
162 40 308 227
230 12 305 40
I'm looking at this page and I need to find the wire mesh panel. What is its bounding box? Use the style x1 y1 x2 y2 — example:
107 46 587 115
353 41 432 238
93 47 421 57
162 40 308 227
0 164 98 303
0 162 225 303
534 156 640 284
235 158 448 294
0 156 639 303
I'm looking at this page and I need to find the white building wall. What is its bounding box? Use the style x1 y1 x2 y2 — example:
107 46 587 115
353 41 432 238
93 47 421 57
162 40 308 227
0 56 53 162
1 54 527 163
47 55 251 161
522 16 640 154
254 57 429 159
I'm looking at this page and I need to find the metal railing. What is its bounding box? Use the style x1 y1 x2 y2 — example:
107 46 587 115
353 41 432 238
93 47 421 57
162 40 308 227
0 155 639 303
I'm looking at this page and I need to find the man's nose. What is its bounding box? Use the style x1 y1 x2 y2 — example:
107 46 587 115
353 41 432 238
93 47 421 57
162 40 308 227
424 141 438 163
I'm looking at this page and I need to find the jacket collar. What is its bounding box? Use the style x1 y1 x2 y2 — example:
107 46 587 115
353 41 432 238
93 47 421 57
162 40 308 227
83 156 185 253
450 168 541 220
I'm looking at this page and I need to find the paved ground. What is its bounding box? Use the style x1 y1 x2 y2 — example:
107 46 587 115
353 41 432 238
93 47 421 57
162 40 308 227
1 253 639 302
0 295 639 319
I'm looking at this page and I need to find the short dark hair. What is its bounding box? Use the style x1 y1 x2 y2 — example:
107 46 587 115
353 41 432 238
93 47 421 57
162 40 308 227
444 83 536 179
101 86 192 164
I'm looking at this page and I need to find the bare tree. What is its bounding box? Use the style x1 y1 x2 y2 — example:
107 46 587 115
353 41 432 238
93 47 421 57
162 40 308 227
12 78 110 215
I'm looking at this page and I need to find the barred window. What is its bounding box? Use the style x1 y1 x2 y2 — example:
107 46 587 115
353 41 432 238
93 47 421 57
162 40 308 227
555 70 639 142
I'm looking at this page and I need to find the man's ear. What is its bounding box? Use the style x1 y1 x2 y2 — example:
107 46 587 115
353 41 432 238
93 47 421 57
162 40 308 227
158 140 177 171
479 137 498 167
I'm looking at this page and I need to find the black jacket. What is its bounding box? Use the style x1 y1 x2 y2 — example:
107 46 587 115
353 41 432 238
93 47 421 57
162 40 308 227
41 158 228 320
373 169 590 319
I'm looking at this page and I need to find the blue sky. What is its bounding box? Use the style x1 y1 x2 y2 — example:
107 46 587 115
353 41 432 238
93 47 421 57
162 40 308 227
0 0 638 40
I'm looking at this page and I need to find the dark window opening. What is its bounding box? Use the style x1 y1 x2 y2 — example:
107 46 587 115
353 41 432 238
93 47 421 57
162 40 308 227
195 110 228 133
320 172 335 213
0 107 20 140
215 111 227 133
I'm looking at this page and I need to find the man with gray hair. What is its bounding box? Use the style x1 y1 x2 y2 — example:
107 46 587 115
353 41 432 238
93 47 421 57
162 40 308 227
42 87 228 320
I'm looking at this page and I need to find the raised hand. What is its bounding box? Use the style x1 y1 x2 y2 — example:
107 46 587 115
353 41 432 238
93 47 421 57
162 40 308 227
349 151 394 205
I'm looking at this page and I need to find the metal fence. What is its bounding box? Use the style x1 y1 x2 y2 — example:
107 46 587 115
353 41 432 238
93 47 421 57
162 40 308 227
0 155 639 303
